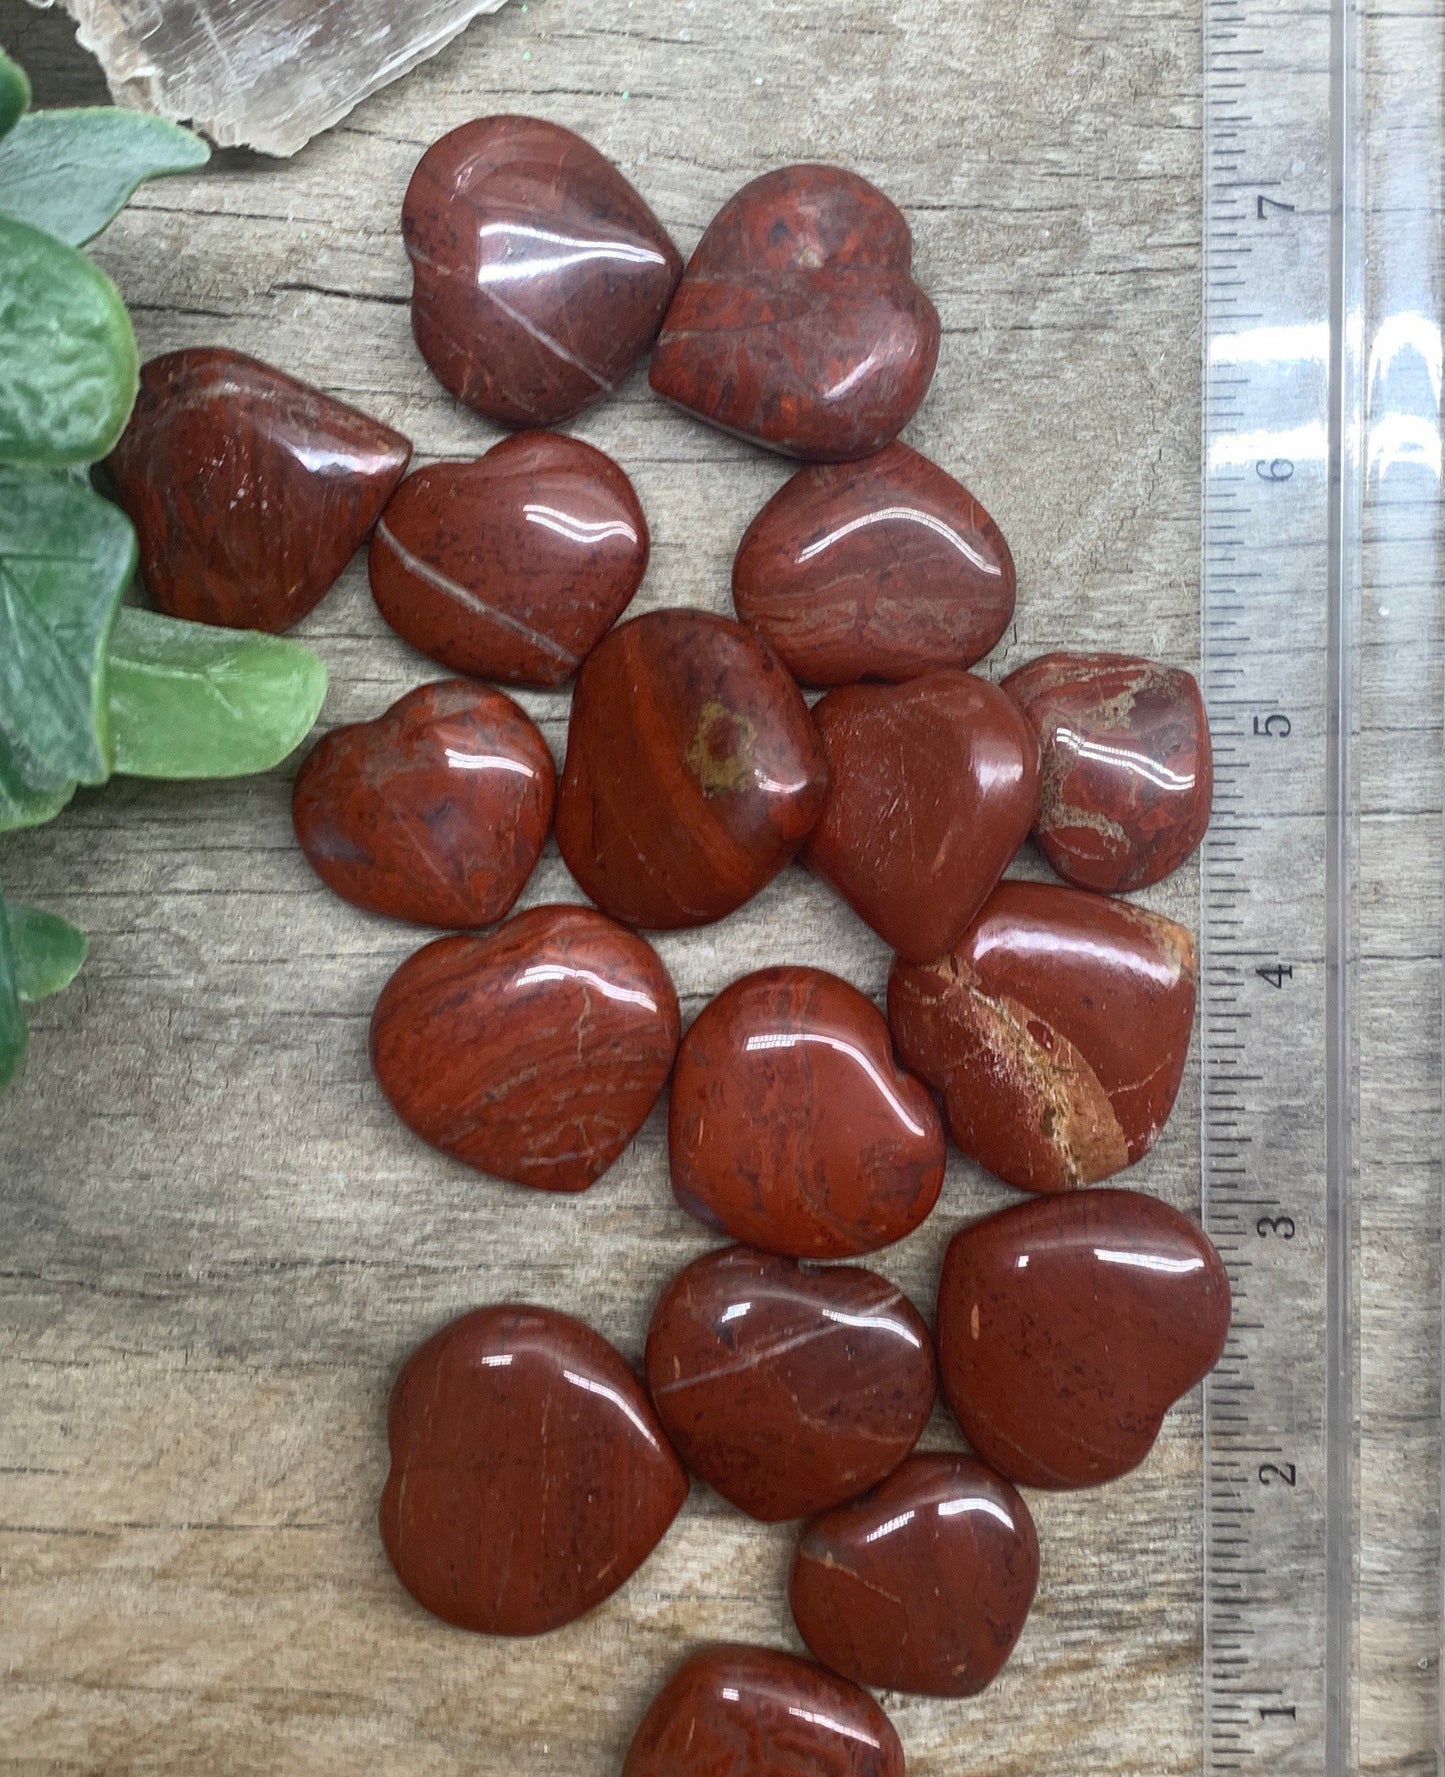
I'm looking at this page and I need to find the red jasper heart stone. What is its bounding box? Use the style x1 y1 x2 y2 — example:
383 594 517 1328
555 610 830 929
645 1244 935 1521
1003 650 1214 892
804 670 1039 963
381 1305 687 1635
403 115 682 429
291 679 555 928
888 880 1197 1192
668 966 944 1257
650 164 940 461
370 432 648 687
107 347 411 633
936 1189 1232 1487
623 1644 905 1777
371 905 679 1191
734 442 1016 684
789 1453 1039 1697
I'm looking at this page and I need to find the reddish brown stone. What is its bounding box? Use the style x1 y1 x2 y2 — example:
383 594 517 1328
403 116 682 429
555 611 829 929
291 680 554 928
804 671 1039 963
937 1189 1231 1487
789 1454 1038 1697
380 1305 687 1635
733 443 1016 685
623 1644 904 1777
645 1244 935 1521
370 905 679 1191
650 165 940 461
1003 652 1214 892
369 432 649 688
888 881 1197 1193
107 347 411 633
669 967 944 1258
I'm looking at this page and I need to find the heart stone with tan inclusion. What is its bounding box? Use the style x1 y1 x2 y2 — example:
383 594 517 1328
888 881 1197 1193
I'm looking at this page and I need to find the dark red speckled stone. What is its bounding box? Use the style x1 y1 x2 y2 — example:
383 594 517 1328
371 905 679 1191
804 670 1039 963
936 1189 1231 1487
734 442 1016 685
669 967 944 1258
789 1454 1039 1697
645 1244 935 1521
291 680 554 928
403 116 682 429
380 1305 687 1635
369 432 649 687
888 881 1197 1193
1003 651 1214 892
623 1644 905 1777
107 347 411 632
650 165 940 461
555 610 830 929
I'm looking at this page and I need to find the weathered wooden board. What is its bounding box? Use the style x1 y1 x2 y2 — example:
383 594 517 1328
0 0 1437 1772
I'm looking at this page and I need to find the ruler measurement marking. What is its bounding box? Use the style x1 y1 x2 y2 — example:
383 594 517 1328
1201 1 1341 1771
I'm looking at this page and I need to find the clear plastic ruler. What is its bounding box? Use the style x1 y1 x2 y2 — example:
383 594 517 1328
1200 0 1359 1772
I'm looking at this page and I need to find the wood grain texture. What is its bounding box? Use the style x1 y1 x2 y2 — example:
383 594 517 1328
0 1 1437 1773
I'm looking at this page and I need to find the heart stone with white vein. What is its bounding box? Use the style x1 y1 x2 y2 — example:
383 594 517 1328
402 114 683 428
369 432 650 687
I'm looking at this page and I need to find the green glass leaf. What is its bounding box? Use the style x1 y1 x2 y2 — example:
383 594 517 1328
6 901 85 1002
108 606 328 779
0 48 30 139
0 884 26 1096
0 109 209 246
0 469 134 798
0 214 139 466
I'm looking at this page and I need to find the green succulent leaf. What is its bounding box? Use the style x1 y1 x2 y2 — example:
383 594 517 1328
0 214 139 466
6 901 86 1002
0 48 30 139
0 470 135 812
0 770 77 835
0 885 26 1096
108 607 329 779
0 109 210 246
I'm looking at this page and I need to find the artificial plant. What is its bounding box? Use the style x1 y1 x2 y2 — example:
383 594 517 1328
0 45 329 1095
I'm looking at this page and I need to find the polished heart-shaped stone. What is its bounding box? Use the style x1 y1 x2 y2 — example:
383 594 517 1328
734 442 1016 685
555 610 830 929
371 905 680 1191
804 670 1039 963
668 967 944 1257
650 165 940 460
381 1306 687 1635
623 1644 904 1777
107 347 411 633
369 432 648 687
645 1244 935 1521
789 1454 1039 1697
936 1189 1231 1487
403 116 682 429
1003 651 1214 892
888 881 1196 1192
291 680 554 928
